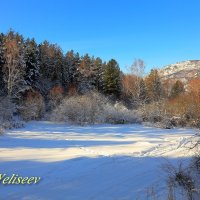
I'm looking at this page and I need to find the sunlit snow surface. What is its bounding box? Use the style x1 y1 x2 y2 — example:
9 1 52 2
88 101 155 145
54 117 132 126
0 121 196 200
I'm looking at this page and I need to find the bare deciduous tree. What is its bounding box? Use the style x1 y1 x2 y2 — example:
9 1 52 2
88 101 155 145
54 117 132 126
3 32 27 98
123 59 148 107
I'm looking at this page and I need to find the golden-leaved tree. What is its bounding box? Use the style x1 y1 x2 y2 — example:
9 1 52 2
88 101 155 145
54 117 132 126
2 31 27 98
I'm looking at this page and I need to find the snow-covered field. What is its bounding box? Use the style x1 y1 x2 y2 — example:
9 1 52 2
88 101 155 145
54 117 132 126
0 121 196 200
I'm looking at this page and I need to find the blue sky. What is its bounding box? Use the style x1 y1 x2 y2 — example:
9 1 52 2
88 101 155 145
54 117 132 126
1 0 200 73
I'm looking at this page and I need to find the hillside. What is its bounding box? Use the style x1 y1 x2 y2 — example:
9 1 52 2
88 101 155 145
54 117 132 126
159 60 200 84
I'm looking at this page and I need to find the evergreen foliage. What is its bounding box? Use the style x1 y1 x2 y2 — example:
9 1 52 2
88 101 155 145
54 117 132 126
24 38 40 88
103 59 121 98
170 80 184 98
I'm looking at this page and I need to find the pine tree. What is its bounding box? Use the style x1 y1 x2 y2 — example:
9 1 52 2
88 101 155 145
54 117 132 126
77 54 93 93
62 51 71 89
51 44 64 84
78 55 106 93
103 59 121 97
38 41 64 94
64 50 80 93
38 41 52 95
93 57 105 92
24 38 40 89
170 80 184 98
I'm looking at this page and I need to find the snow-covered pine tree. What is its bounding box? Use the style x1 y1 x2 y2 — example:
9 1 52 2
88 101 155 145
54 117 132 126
93 57 105 92
64 50 80 93
62 51 72 88
40 42 63 83
51 44 64 85
38 42 64 94
24 38 40 89
38 41 52 95
77 54 94 93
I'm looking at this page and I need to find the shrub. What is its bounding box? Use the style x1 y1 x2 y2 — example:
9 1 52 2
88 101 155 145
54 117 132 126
139 101 169 125
19 90 45 120
47 85 64 110
105 102 140 124
0 96 24 133
139 98 192 128
0 96 16 120
164 138 200 200
50 92 105 125
49 92 140 125
164 162 200 200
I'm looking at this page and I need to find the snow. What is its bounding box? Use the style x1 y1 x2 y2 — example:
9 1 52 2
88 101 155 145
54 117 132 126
159 60 200 82
0 121 196 200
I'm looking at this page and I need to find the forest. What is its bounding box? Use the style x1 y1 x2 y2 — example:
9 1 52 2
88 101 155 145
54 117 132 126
1 30 200 131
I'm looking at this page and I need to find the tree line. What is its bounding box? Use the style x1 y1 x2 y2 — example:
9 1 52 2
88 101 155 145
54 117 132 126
0 30 192 113
0 31 122 100
0 30 173 107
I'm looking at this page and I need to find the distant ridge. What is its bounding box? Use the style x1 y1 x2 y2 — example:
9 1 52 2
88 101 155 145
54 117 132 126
159 60 200 84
